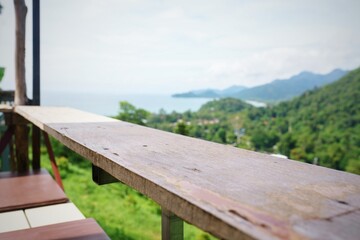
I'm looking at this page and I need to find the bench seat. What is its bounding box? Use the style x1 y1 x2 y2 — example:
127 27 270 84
0 169 68 213
0 218 110 240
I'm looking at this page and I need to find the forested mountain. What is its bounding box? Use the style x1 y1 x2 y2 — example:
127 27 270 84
244 67 359 173
172 69 348 102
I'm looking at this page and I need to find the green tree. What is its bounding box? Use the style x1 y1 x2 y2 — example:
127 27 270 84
0 67 4 89
174 121 189 136
277 133 295 157
115 101 150 126
251 129 278 151
214 128 226 143
346 159 360 175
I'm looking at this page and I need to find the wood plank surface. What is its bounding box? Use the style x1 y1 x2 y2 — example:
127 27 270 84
0 169 68 212
14 106 116 130
0 218 110 240
15 106 360 240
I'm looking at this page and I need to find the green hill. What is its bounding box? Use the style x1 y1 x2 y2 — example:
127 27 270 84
244 67 360 173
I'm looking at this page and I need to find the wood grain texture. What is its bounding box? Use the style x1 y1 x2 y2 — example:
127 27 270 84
15 106 116 130
14 106 360 240
0 169 68 212
0 218 110 240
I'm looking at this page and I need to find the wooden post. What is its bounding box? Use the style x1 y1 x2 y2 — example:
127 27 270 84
32 0 40 106
32 125 40 170
14 0 29 173
14 0 27 105
32 0 41 170
162 208 184 240
92 164 120 185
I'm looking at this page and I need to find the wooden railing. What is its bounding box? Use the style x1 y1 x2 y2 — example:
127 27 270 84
3 105 360 240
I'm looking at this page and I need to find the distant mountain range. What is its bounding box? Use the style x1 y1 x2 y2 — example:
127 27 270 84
172 69 348 102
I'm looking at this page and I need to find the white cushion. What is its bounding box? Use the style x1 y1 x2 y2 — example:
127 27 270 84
0 210 30 233
25 203 85 228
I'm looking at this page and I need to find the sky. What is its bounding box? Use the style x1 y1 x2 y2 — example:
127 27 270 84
0 0 359 95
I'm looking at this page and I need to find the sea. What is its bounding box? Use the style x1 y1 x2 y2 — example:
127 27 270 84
41 91 265 116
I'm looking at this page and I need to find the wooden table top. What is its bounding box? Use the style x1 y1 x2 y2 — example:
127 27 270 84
14 106 360 240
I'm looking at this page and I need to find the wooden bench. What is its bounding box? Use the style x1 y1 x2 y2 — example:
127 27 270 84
0 169 68 213
0 107 110 239
0 218 110 240
0 170 110 239
0 203 85 233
